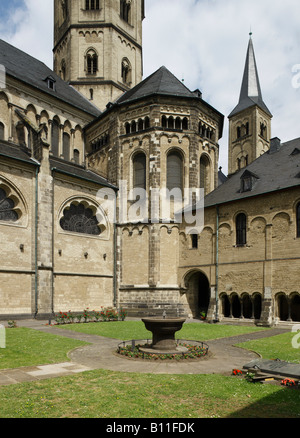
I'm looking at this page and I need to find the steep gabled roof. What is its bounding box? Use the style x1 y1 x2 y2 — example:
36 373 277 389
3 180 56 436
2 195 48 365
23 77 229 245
203 137 300 208
0 39 101 118
229 37 272 118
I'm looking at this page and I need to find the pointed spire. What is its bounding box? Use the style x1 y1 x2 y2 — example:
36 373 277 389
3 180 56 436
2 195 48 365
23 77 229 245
229 36 272 118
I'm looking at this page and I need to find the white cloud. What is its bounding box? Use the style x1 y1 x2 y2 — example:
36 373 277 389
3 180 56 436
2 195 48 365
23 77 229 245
0 0 299 171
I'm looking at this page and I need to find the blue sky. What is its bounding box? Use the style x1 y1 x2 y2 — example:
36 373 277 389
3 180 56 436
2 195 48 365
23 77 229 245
0 0 300 171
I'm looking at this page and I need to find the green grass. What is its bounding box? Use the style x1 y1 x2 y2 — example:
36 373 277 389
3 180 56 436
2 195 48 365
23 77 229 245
55 320 269 341
0 327 88 370
0 322 299 418
0 370 299 418
238 332 300 363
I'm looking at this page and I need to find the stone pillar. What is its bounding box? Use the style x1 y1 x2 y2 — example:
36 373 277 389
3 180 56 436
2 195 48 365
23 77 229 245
36 140 54 318
260 223 274 326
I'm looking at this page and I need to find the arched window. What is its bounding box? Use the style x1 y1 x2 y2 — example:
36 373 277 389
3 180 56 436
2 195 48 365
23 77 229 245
167 116 174 129
167 151 183 191
60 59 66 80
74 149 80 165
122 58 131 85
86 50 98 75
297 202 300 238
125 122 131 134
60 203 101 235
131 120 136 133
63 133 70 161
236 213 247 246
162 115 167 129
0 122 4 140
138 119 144 132
175 117 181 130
51 119 60 157
144 117 150 129
200 155 210 195
133 153 146 190
0 187 19 222
182 117 189 130
120 0 131 23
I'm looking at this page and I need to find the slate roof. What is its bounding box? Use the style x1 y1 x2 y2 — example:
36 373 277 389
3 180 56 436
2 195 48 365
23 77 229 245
116 66 200 104
229 37 272 118
0 141 39 167
49 156 117 190
0 39 101 118
203 137 300 208
90 65 224 138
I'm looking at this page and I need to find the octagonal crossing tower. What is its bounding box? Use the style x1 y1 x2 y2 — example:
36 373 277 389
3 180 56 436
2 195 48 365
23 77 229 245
53 0 145 111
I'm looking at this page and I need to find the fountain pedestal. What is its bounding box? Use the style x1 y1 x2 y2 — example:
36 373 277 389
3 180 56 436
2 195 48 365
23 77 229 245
141 317 187 353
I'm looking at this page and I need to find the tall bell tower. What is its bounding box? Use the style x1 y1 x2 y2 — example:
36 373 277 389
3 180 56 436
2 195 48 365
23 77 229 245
228 35 272 176
53 0 145 111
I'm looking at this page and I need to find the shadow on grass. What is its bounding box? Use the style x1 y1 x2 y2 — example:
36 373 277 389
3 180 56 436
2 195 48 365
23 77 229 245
226 384 300 418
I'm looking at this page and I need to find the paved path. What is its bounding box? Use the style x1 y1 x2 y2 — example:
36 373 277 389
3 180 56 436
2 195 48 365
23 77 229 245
0 319 289 386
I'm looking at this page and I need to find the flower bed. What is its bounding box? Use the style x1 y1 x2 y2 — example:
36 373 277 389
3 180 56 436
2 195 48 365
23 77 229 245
54 307 127 325
117 341 209 361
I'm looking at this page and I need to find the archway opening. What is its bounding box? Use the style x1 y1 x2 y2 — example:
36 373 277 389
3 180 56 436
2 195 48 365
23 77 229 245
186 271 210 319
291 294 300 322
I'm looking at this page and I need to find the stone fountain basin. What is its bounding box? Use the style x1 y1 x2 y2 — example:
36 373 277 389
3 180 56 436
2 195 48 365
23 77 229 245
141 317 186 353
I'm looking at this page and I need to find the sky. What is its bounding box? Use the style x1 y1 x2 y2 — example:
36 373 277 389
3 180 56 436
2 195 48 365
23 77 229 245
0 0 300 172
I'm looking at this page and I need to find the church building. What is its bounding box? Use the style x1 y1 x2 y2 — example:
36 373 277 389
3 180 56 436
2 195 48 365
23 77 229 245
0 0 299 326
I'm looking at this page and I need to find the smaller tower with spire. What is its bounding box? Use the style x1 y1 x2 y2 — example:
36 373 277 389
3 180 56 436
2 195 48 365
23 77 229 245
228 34 272 176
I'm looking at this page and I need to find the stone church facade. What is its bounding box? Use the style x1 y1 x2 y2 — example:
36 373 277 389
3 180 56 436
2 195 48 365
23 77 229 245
0 0 299 326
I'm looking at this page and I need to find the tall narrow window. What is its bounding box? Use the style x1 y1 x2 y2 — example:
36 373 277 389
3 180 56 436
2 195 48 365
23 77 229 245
236 213 247 246
0 122 4 140
200 155 210 195
51 120 59 157
122 58 131 85
87 50 98 75
167 151 183 191
74 149 80 165
120 0 131 23
297 203 300 238
133 153 146 190
63 133 70 161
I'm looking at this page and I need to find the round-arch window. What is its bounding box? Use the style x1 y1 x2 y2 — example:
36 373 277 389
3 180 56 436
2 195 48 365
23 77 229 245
60 203 101 235
0 188 19 222
167 151 183 191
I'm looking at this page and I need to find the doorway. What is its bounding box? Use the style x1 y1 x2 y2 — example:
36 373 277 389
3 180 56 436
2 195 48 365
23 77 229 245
185 271 210 318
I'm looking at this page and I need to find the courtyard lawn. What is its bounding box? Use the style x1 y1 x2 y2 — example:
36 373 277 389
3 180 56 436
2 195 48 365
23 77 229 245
0 369 299 418
237 331 300 364
54 320 269 341
0 322 299 418
0 327 88 370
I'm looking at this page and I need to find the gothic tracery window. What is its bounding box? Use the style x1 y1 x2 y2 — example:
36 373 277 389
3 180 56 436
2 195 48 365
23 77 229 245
60 202 101 235
0 188 19 222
